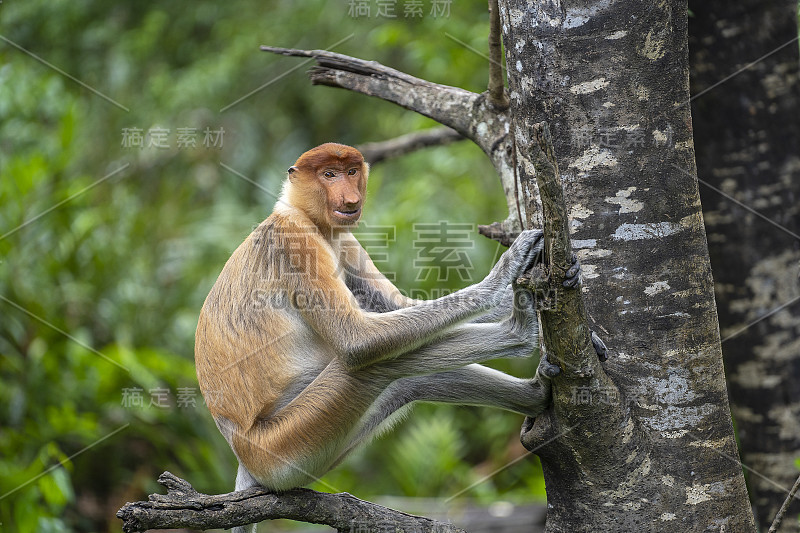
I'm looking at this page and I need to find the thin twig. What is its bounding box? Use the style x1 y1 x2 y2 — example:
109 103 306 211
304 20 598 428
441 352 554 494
768 471 800 533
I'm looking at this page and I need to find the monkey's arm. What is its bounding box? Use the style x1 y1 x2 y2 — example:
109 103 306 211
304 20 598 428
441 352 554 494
470 284 514 323
295 229 544 370
376 318 539 374
343 233 420 312
344 234 514 319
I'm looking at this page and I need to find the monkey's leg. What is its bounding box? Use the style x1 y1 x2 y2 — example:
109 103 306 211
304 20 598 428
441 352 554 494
383 363 553 419
335 360 558 463
227 361 390 491
234 324 537 489
231 464 259 533
406 362 558 415
337 318 556 457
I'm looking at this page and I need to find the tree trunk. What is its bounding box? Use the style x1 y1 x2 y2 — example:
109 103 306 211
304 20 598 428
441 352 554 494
502 0 756 530
688 1 800 530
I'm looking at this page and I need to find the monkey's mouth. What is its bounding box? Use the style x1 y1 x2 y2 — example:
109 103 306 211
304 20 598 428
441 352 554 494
333 208 361 221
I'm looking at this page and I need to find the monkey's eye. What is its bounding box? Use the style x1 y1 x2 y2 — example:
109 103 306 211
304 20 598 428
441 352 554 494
347 168 357 175
323 171 335 178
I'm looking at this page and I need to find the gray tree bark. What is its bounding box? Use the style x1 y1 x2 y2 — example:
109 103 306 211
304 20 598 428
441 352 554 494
688 1 800 530
502 0 756 530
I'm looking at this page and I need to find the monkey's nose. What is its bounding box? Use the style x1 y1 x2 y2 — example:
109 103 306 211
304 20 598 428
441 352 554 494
343 195 361 208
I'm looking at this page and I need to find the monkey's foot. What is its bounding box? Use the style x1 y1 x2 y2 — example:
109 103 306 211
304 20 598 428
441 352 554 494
562 253 581 288
591 330 608 361
521 353 560 423
539 352 562 378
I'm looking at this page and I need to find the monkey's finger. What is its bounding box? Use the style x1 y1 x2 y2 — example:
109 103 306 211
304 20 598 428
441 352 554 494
522 237 545 273
564 253 579 277
562 254 581 288
591 331 608 361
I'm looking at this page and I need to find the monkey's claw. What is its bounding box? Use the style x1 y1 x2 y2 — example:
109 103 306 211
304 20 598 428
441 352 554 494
591 330 608 361
563 253 581 288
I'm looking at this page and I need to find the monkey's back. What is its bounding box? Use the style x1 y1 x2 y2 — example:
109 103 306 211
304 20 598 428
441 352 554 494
195 211 337 434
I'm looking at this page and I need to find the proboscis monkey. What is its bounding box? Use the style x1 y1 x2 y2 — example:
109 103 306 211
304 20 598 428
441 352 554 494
196 143 603 532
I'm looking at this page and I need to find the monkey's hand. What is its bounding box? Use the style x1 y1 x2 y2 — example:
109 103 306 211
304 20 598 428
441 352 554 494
484 229 544 302
505 282 539 346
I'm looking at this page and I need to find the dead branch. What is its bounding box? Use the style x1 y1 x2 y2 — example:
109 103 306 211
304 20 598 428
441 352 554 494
117 471 465 533
358 127 464 165
261 46 480 138
478 221 519 247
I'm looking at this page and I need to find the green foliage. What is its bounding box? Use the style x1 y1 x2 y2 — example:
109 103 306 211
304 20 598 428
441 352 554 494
0 1 544 531
387 410 470 496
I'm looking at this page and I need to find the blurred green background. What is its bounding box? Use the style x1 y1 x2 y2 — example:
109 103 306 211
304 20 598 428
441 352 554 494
0 1 547 531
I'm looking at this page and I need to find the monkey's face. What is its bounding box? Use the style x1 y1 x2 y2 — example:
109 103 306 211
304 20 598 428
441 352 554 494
288 143 369 229
318 163 366 227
